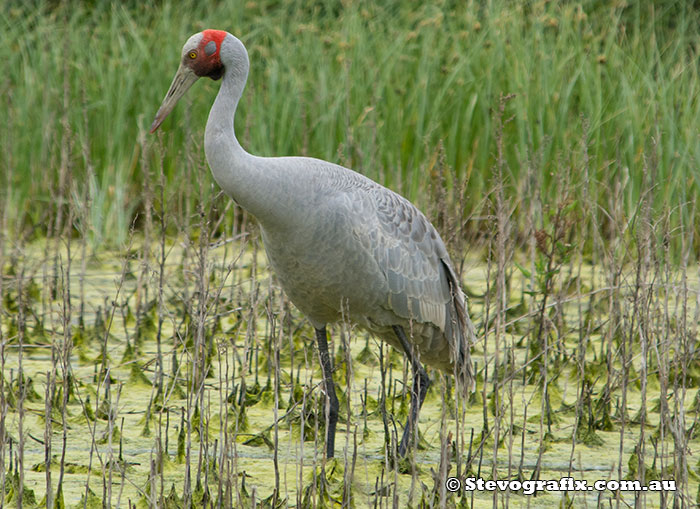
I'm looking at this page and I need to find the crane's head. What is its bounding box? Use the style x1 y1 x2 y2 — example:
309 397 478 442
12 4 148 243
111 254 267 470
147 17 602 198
150 30 229 133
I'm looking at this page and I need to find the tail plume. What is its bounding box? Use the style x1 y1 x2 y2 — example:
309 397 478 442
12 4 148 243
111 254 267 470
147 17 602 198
442 260 476 397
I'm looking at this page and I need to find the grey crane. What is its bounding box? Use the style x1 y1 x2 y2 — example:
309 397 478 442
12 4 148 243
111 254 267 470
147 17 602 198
151 30 476 458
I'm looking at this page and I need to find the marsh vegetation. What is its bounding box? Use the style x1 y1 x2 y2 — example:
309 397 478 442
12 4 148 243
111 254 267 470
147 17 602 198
2 1 699 507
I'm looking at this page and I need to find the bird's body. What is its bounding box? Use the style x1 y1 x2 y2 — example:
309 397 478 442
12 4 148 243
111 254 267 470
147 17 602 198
261 161 461 369
152 30 475 457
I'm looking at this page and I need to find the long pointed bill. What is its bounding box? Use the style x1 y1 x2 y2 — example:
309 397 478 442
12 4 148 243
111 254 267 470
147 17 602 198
150 64 199 133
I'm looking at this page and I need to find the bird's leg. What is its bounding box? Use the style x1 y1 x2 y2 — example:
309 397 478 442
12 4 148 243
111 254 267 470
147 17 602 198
315 326 339 458
393 325 431 457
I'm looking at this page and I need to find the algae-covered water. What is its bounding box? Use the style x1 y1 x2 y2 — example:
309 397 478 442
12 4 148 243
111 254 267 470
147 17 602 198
3 237 698 508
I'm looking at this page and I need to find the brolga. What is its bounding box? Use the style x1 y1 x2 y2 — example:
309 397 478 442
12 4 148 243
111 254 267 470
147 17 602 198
151 30 476 458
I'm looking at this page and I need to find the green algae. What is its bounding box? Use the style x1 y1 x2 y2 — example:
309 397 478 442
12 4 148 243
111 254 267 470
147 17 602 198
1 239 698 508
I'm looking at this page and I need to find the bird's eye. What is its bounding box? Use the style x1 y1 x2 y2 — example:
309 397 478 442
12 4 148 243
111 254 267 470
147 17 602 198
188 51 197 59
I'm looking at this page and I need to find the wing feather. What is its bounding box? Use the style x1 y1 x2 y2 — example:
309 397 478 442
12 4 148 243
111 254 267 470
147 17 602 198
371 186 475 394
334 168 475 394
368 189 450 328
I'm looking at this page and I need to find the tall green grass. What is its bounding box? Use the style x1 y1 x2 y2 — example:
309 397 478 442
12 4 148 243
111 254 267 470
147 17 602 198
3 0 699 250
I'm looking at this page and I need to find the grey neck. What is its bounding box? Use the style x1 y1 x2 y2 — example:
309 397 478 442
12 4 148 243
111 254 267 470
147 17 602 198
204 35 248 165
203 34 314 233
204 36 271 224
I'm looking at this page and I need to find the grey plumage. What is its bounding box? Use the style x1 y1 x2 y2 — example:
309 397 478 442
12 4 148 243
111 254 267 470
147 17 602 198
151 30 476 456
258 161 475 391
